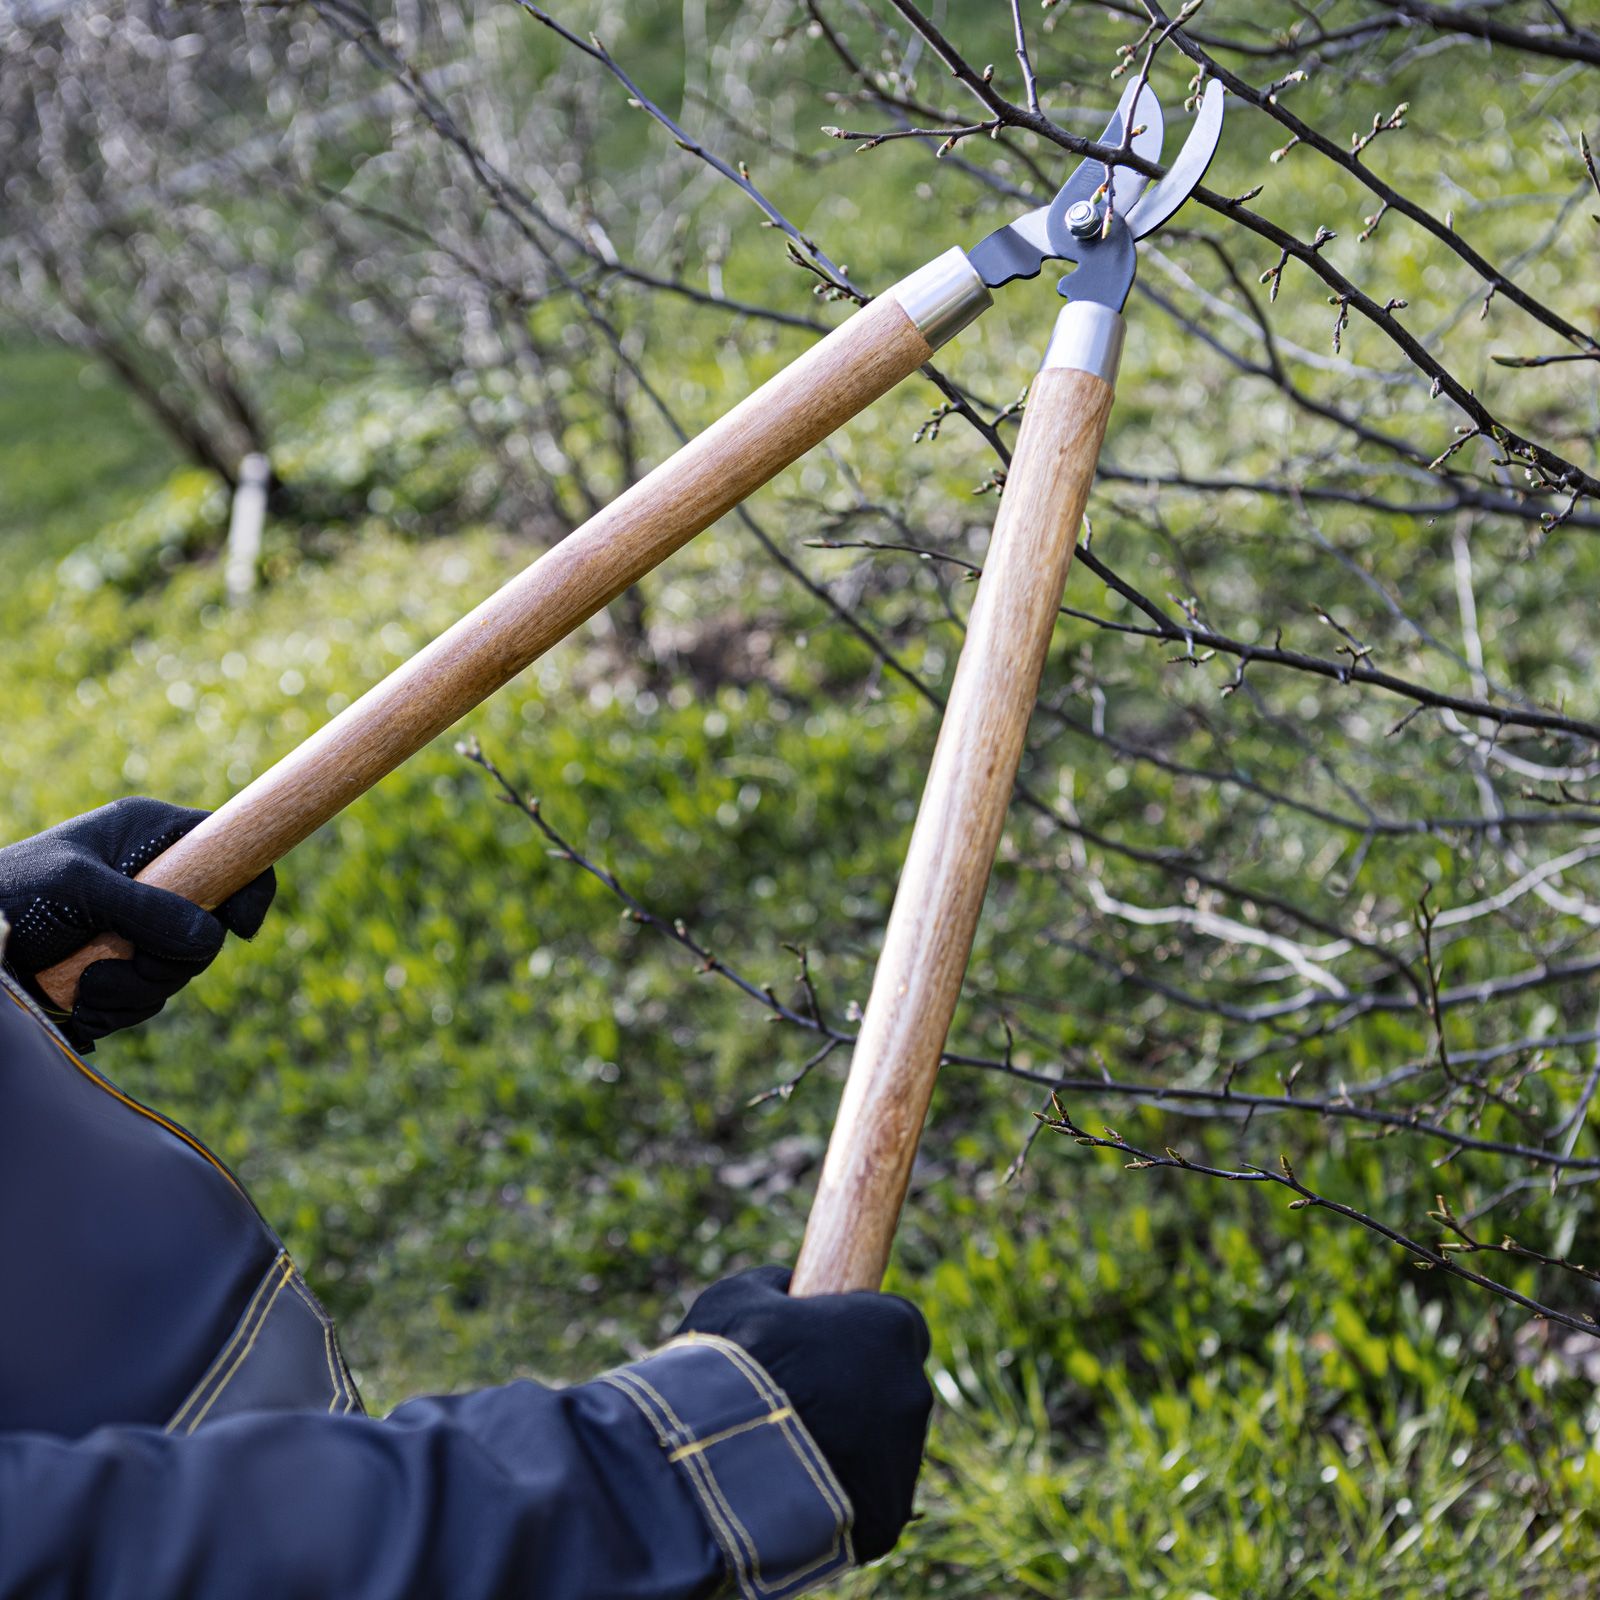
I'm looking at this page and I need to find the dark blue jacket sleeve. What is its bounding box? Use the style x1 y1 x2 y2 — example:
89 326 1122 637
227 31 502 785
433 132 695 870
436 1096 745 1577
0 1337 854 1600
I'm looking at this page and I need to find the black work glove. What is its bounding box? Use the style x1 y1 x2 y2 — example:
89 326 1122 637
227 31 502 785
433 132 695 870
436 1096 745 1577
0 798 275 1052
676 1264 933 1564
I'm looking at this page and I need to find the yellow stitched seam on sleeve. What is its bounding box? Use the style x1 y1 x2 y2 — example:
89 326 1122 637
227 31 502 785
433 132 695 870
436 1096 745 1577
285 1273 343 1414
602 1370 759 1600
165 1250 288 1433
617 1368 763 1580
672 1335 854 1533
665 1335 855 1578
5 987 245 1196
182 1256 296 1434
693 1400 850 1590
664 1386 850 1594
600 1371 673 1446
323 1324 340 1411
603 1369 756 1594
614 1352 858 1597
668 1407 794 1461
616 1367 768 1582
694 1338 852 1519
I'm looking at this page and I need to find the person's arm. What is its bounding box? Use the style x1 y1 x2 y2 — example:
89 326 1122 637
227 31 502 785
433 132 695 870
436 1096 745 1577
0 1272 931 1600
0 797 274 1051
2 1348 814 1600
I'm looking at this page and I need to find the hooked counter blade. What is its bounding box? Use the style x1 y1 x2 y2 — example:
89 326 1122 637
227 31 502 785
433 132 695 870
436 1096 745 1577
967 78 1165 290
1125 80 1225 239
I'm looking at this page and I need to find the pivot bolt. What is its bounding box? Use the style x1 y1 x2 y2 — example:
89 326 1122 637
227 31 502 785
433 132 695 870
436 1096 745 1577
1066 197 1105 239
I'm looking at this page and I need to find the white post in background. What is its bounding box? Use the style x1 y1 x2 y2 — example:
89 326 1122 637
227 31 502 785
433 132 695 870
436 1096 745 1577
225 452 271 606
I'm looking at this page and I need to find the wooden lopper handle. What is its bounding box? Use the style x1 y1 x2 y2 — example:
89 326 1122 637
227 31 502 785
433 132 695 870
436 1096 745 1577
791 301 1124 1296
37 251 996 1010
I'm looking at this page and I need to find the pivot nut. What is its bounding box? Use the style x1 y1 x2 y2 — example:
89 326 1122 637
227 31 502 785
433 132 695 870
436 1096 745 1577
1066 197 1104 239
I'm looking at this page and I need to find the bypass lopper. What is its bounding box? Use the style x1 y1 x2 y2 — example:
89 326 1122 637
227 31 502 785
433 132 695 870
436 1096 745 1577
38 78 1226 1299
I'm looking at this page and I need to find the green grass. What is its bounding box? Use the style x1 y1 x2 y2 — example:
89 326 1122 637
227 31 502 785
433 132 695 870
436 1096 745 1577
0 342 180 578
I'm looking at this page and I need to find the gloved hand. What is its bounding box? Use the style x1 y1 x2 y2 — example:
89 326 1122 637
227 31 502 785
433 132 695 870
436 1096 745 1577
0 798 275 1051
676 1265 933 1563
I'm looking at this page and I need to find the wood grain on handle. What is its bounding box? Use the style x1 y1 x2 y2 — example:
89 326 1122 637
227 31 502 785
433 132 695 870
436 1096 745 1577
37 295 936 1010
791 363 1116 1296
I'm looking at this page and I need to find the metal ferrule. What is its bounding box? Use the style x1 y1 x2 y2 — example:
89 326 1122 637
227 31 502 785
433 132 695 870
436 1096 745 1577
889 247 993 350
1041 300 1126 384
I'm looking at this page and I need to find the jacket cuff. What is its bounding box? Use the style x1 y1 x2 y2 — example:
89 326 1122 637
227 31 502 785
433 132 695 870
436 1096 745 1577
600 1333 855 1599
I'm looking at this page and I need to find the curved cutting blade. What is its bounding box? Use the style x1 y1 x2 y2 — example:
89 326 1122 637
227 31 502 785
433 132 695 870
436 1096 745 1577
966 78 1165 290
1125 80 1225 240
1104 78 1163 221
